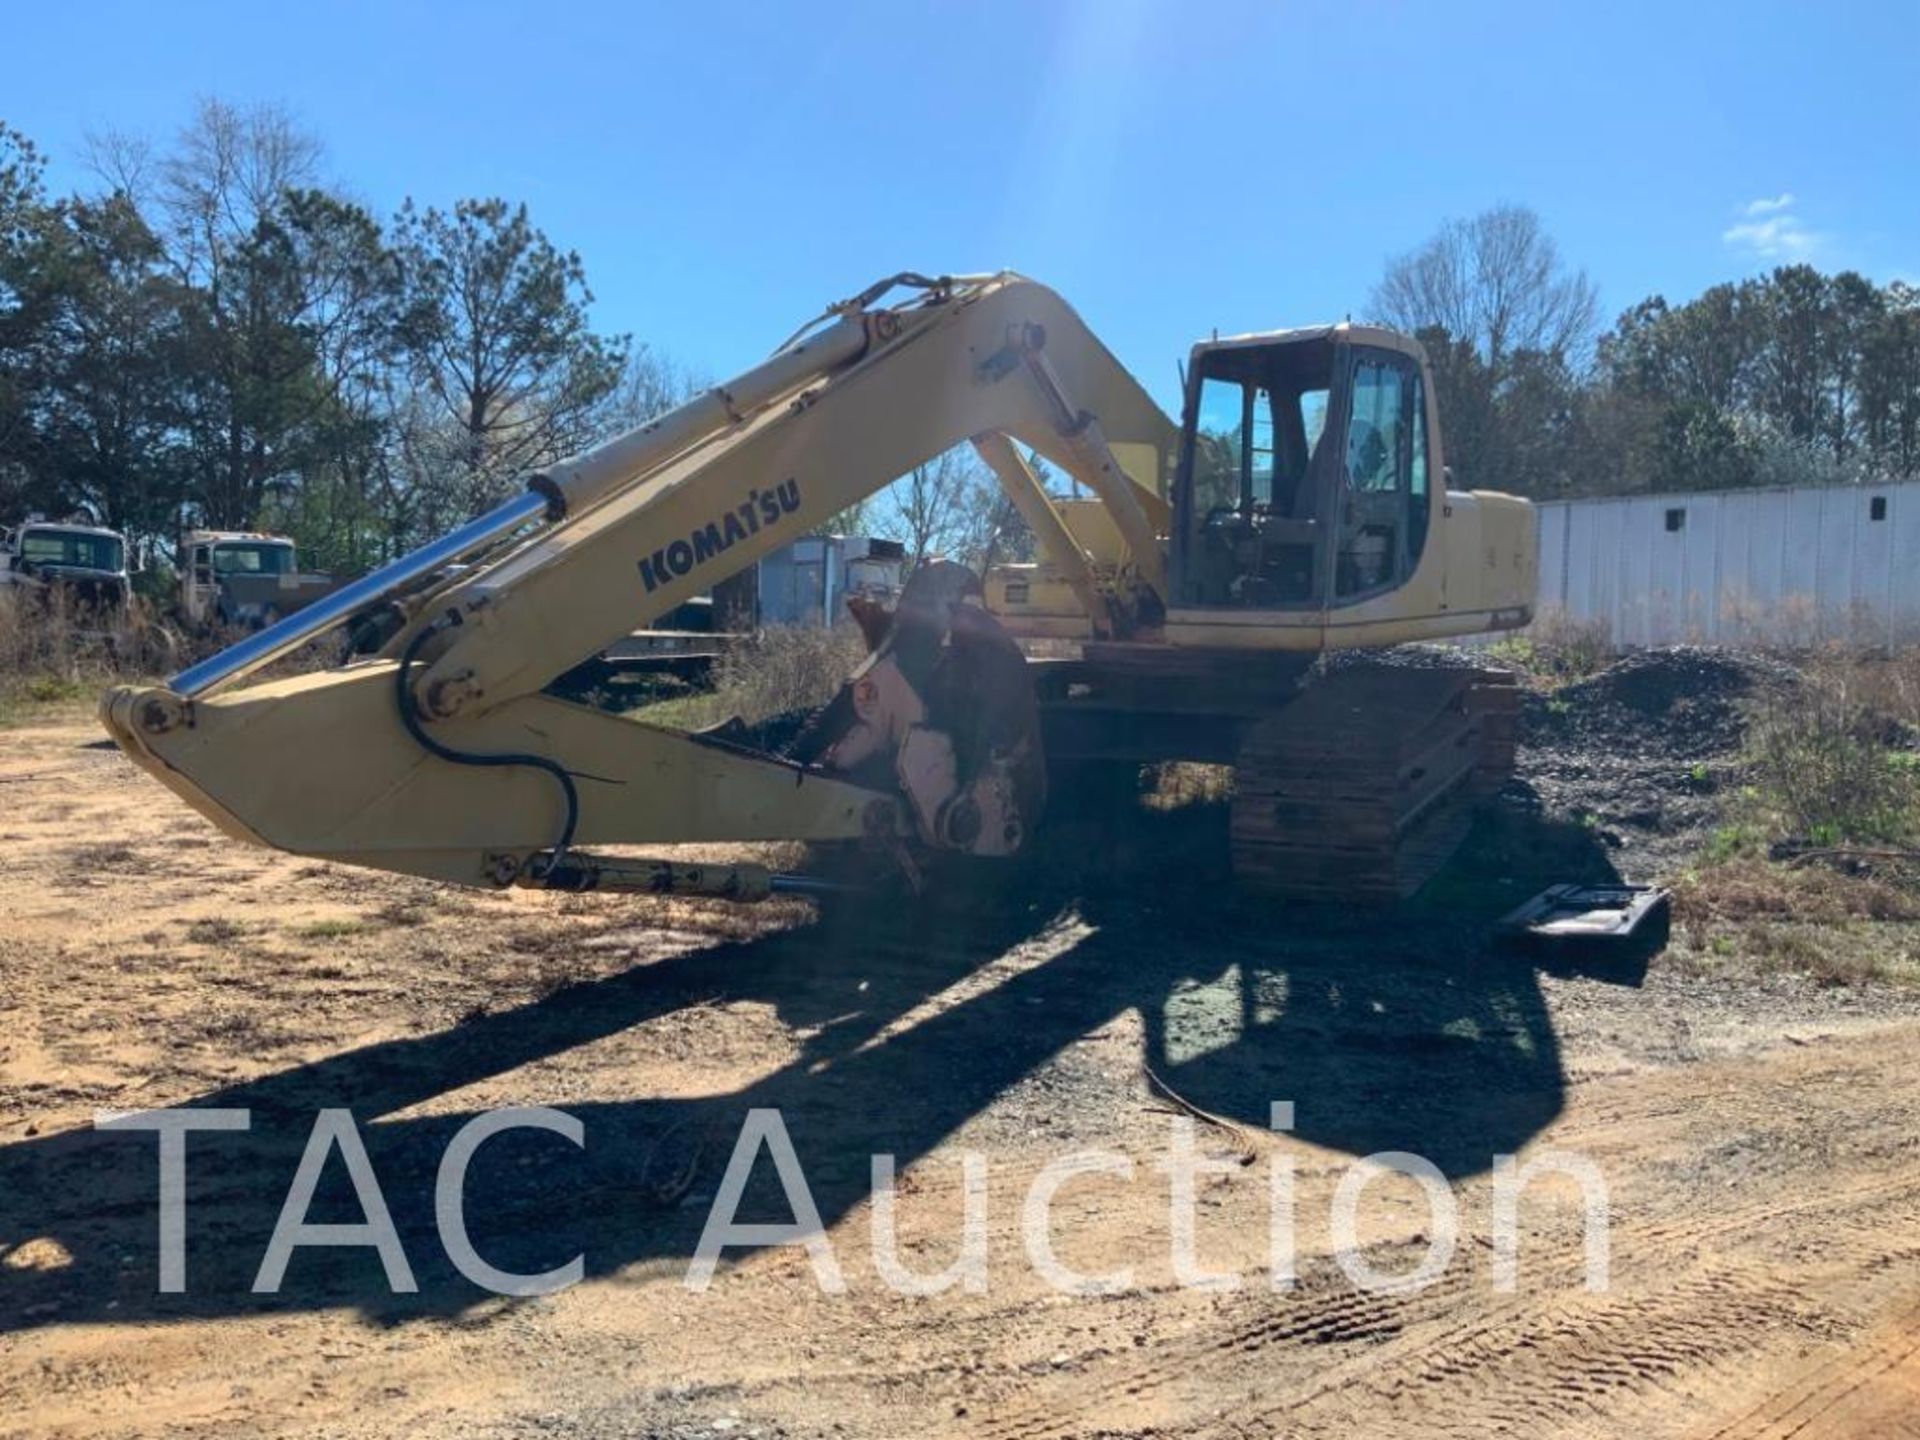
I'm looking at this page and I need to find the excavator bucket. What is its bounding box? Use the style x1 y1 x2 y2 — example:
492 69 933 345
791 561 1046 859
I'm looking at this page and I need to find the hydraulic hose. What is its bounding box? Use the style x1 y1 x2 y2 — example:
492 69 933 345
395 619 579 877
771 271 975 354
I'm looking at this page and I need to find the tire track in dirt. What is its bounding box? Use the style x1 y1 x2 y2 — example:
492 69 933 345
1688 1301 1920 1440
971 1169 1920 1440
1228 1171 1920 1435
967 1024 1920 1440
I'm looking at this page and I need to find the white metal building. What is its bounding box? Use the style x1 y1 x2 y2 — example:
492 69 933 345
1531 478 1920 647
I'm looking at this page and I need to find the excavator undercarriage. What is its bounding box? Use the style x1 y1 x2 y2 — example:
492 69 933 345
1226 664 1520 900
1027 644 1521 900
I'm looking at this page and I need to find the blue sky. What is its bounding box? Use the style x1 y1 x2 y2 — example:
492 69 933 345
8 0 1917 407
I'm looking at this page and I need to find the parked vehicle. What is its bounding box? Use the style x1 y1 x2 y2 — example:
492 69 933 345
177 531 342 631
0 519 133 616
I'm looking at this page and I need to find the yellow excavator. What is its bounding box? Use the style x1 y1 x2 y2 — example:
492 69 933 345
101 272 1535 904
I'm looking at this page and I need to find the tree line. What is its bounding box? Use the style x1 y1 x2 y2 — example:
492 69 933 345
9 107 1911 591
0 101 688 576
0 100 1041 585
1371 205 1920 500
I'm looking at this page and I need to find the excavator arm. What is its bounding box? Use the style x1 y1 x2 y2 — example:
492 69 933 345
403 272 1174 711
101 273 1180 892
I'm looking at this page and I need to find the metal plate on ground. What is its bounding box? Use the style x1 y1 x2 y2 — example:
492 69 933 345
1497 883 1672 943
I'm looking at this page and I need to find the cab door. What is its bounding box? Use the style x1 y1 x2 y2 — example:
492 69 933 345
1332 349 1426 604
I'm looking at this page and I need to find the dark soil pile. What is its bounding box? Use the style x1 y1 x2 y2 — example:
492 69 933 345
1516 647 1802 879
1527 647 1801 763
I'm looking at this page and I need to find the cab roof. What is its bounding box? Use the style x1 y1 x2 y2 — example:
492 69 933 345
17 520 125 540
1191 321 1428 365
184 530 295 545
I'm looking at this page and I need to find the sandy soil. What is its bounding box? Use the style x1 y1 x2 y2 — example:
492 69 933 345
3 707 1919 1439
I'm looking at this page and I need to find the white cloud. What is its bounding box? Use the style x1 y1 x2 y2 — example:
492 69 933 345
1723 194 1822 262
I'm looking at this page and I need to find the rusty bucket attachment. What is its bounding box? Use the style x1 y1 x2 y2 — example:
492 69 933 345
793 561 1046 859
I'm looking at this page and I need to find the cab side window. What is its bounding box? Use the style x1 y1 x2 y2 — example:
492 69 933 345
1192 378 1282 511
1345 360 1404 493
1335 354 1417 600
1191 378 1244 516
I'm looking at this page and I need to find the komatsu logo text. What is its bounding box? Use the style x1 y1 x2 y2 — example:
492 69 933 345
637 479 802 593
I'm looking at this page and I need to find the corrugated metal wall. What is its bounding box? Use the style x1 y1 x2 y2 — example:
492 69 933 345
1533 479 1920 647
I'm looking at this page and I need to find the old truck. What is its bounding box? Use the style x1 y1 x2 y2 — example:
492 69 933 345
0 519 133 616
176 531 343 632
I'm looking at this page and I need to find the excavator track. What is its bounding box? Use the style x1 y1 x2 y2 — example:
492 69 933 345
1229 664 1520 902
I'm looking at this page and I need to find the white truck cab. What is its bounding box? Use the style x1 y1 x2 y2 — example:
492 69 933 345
0 519 132 612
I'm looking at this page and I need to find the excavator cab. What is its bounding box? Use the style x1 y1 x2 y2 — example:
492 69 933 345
1172 327 1435 613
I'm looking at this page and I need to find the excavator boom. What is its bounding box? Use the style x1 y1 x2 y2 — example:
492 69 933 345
103 274 1175 888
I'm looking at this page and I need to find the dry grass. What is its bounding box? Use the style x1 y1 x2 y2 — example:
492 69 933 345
0 585 352 727
714 623 868 721
1671 856 1920 987
1829 643 1920 733
1669 916 1920 989
1734 645 1920 849
1675 642 1920 986
0 591 121 723
0 588 189 724
1674 857 1920 927
633 623 868 730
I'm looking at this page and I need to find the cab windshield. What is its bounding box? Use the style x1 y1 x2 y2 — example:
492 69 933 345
212 543 296 575
1187 339 1335 520
21 529 125 573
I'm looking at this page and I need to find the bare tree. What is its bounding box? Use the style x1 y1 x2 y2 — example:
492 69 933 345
79 127 154 209
110 100 339 527
1371 205 1599 368
961 481 1033 573
872 447 987 569
592 344 704 436
866 445 1037 573
154 97 324 288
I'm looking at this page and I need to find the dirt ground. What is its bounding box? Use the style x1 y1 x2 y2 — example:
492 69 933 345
4 693 1920 1439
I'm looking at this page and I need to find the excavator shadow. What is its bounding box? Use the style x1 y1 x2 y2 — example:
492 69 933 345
0 784 1622 1330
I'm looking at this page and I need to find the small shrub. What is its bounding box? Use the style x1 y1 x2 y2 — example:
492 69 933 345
185 917 247 945
25 674 88 704
1703 822 1767 863
294 917 368 941
1740 648 1920 846
712 623 868 723
1488 610 1614 686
